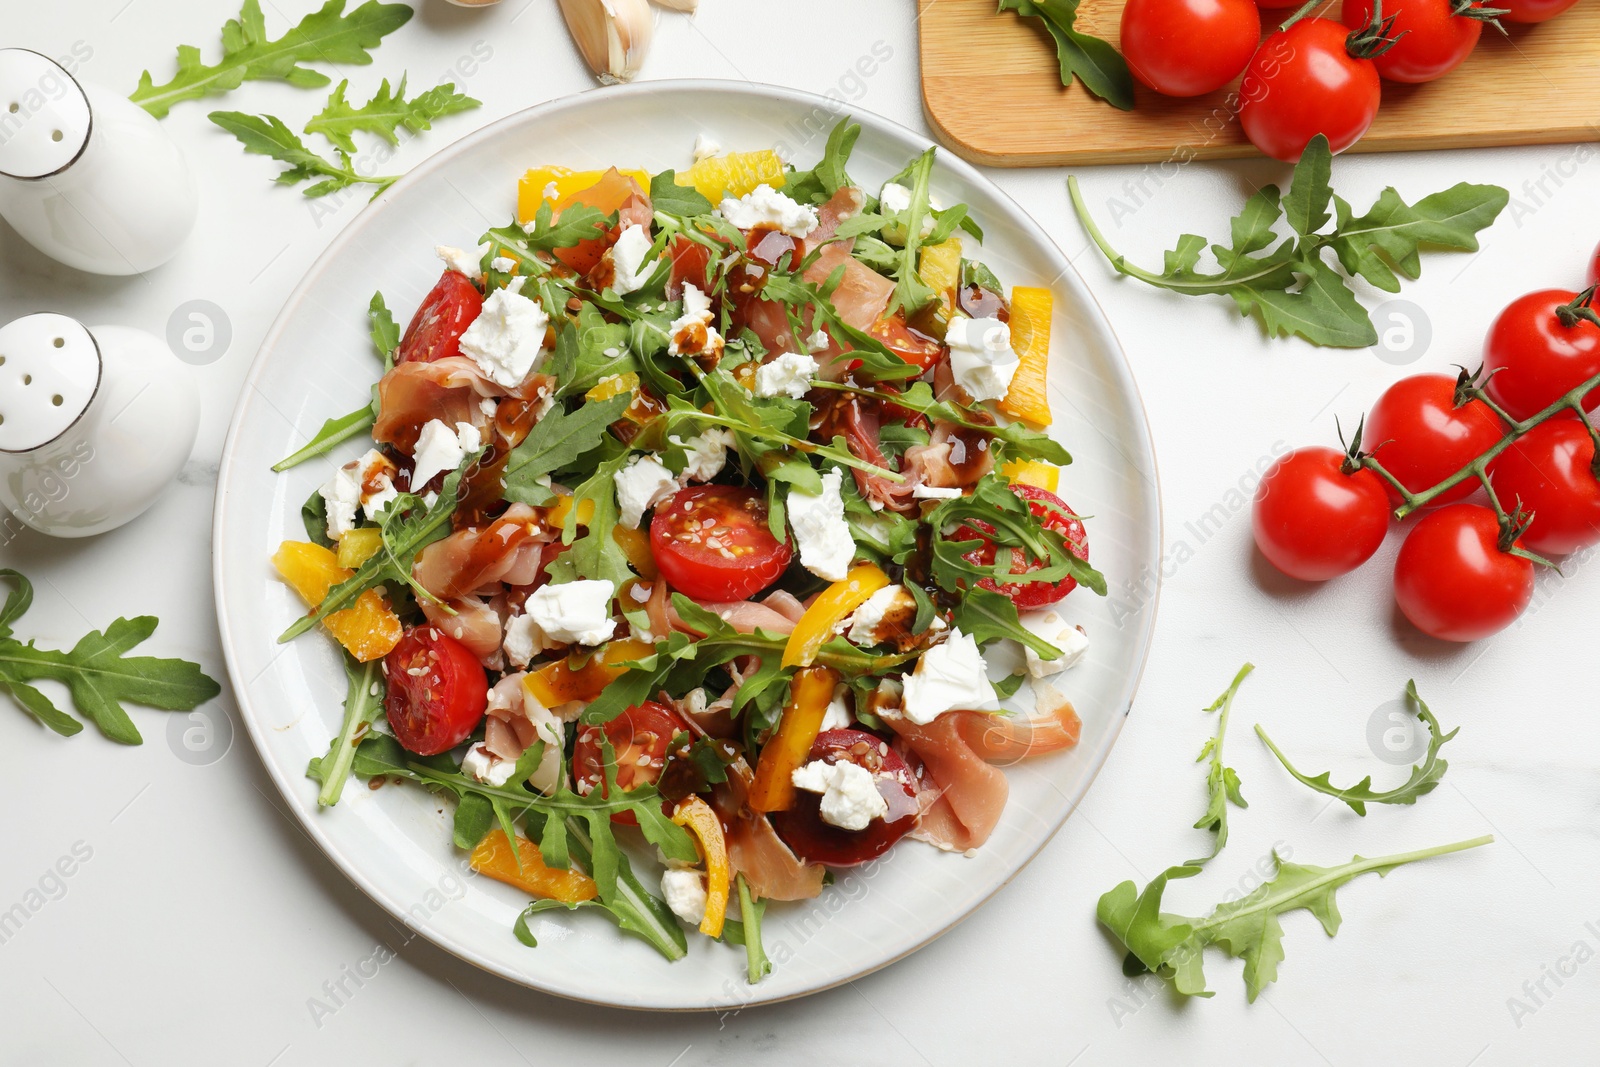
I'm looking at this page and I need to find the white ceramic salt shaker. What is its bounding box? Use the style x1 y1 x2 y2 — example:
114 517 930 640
0 313 200 537
0 48 198 275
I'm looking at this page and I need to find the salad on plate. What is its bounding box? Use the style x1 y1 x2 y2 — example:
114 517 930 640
270 119 1107 981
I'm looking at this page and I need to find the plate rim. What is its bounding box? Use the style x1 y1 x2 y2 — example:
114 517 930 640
211 77 1164 1011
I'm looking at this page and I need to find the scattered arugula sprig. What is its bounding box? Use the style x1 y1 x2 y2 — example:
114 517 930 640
304 76 479 153
306 656 382 806
1068 135 1510 347
998 0 1135 112
1190 663 1252 865
131 0 413 117
1256 680 1458 816
0 570 220 744
273 290 395 472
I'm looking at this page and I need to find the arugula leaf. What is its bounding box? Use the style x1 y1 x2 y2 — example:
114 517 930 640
560 453 635 601
517 201 612 254
1255 680 1457 816
210 111 400 198
1099 836 1493 1001
890 149 938 317
953 587 1061 659
733 874 772 983
648 170 714 218
1068 136 1509 348
306 656 383 806
926 475 1106 597
0 570 220 744
272 404 375 473
304 76 479 154
998 0 1135 112
368 289 400 368
131 0 413 118
991 673 1028 700
501 395 630 504
816 381 1072 466
1190 663 1251 865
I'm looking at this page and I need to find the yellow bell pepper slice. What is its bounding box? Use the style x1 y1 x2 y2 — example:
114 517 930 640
998 286 1053 427
748 666 840 814
782 564 890 668
469 829 599 904
546 494 596 534
272 541 402 662
335 527 383 569
613 528 658 579
1001 459 1060 494
523 638 653 708
916 239 963 340
517 165 651 224
670 795 730 938
674 149 786 202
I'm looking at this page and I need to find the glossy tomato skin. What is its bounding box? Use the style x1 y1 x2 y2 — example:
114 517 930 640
771 729 919 867
649 485 793 601
1364 374 1504 507
1340 0 1482 83
1498 0 1578 21
1483 289 1600 420
574 701 689 826
397 270 484 364
1239 19 1381 161
868 311 943 372
383 627 489 756
951 484 1089 608
1488 419 1600 555
1393 504 1533 641
1252 446 1392 580
1121 0 1261 97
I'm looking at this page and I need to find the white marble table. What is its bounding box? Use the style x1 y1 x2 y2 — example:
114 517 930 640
3 2 1597 1064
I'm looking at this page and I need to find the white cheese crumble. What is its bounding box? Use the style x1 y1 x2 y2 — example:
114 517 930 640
676 428 734 484
901 628 999 725
667 282 724 360
502 611 544 669
820 683 853 732
489 256 516 274
319 462 363 540
457 285 550 389
609 224 657 296
791 759 888 832
912 484 962 500
522 579 617 647
436 243 488 280
692 133 721 163
753 352 820 400
787 467 854 582
719 184 819 238
806 328 831 353
460 742 517 787
660 869 707 925
846 585 913 646
614 454 678 528
410 420 481 491
945 316 1020 403
1021 610 1089 679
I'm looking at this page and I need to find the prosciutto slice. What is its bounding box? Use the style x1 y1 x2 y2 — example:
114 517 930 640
823 393 919 513
482 673 564 793
418 593 503 663
410 504 548 602
903 419 995 490
711 757 825 901
668 598 798 636
374 357 552 453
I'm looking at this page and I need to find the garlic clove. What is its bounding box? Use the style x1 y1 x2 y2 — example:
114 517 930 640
558 0 655 84
650 0 698 11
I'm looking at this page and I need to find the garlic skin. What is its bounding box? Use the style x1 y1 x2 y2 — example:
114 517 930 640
558 0 656 84
443 0 502 6
651 0 698 10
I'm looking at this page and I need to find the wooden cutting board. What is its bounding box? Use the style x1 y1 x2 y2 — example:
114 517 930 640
919 0 1600 166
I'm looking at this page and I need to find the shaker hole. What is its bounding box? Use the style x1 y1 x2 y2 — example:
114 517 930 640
52 395 63 407
22 374 32 386
0 355 6 366
52 337 64 348
51 130 63 142
6 102 16 113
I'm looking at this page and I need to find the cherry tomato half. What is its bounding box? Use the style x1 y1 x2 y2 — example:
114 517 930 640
1252 446 1392 580
1483 289 1600 420
397 270 484 365
1340 0 1484 83
771 729 919 867
950 483 1090 609
649 485 793 601
1393 503 1533 642
574 701 689 826
1122 0 1261 98
383 626 489 756
1239 19 1382 162
1488 419 1600 556
868 311 943 372
1363 373 1504 507
1497 0 1578 21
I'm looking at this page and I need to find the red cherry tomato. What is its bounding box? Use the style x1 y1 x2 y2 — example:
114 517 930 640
1121 0 1261 97
1488 419 1600 556
771 729 919 867
574 701 689 826
1497 0 1578 21
383 627 489 756
867 311 943 372
1239 19 1382 161
1340 0 1484 83
1363 373 1504 507
1252 446 1392 580
649 485 793 601
950 483 1090 609
1482 289 1600 420
666 234 714 299
1393 503 1533 641
397 270 484 364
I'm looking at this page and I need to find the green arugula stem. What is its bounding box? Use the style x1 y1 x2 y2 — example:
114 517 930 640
271 405 375 472
315 658 381 806
736 874 771 984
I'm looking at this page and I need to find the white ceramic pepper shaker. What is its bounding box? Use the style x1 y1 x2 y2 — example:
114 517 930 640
0 48 198 275
0 313 200 537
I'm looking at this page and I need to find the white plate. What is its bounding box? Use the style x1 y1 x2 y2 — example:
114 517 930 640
213 81 1162 1010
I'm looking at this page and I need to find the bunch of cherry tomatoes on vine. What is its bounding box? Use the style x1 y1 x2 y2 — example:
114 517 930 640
1252 241 1600 642
1118 0 1581 161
